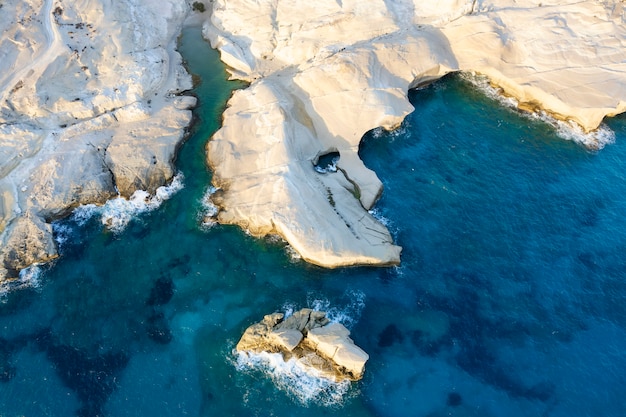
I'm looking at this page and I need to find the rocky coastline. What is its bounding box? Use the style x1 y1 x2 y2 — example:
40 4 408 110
203 0 626 267
1 0 625 284
0 0 200 286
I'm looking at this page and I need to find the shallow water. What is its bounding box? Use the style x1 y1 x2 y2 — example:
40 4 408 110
1 26 626 416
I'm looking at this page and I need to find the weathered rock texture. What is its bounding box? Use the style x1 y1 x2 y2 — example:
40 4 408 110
236 309 369 381
0 0 198 286
203 0 626 267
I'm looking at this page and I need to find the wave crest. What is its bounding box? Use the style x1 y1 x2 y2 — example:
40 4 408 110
306 290 366 330
198 185 220 231
234 295 367 406
460 72 616 150
233 350 354 407
0 264 44 298
72 172 184 233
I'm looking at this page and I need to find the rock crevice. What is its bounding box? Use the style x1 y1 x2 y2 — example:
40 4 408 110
236 309 369 381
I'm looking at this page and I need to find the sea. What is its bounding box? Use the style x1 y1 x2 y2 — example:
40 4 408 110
1 26 625 417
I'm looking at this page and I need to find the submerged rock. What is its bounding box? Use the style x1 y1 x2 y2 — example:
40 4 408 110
236 309 369 381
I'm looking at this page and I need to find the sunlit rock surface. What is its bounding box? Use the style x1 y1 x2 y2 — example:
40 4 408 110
203 0 625 267
0 0 197 285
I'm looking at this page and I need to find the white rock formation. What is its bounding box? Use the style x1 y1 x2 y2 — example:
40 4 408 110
236 309 369 381
2 0 625 281
0 0 198 286
203 0 626 267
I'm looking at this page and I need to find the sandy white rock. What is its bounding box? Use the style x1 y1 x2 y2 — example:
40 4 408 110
204 0 626 267
236 309 368 381
0 0 196 286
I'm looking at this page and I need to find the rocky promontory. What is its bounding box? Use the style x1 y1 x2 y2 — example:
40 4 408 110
203 0 626 267
2 0 625 283
236 309 369 381
0 0 199 286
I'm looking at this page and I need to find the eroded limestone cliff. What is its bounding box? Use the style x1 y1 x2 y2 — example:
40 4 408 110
203 0 626 267
2 0 625 283
0 0 196 286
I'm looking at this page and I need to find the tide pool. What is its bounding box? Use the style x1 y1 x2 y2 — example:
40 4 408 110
1 26 626 417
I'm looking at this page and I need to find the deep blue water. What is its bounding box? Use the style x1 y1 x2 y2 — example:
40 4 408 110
1 26 626 416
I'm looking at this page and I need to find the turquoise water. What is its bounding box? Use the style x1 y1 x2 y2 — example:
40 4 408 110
2 26 626 416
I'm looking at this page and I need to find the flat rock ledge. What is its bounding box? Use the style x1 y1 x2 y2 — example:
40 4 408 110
0 0 200 286
203 0 626 268
236 309 369 381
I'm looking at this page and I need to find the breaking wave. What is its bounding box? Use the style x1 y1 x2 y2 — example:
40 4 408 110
306 290 366 330
369 124 408 142
460 71 616 150
71 173 184 233
0 264 44 298
284 244 303 262
233 294 366 406
368 208 391 227
198 185 220 231
233 350 354 407
51 222 74 251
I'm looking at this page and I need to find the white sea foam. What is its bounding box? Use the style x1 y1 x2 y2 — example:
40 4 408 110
233 350 353 407
234 296 365 405
258 234 303 263
284 244 303 262
307 289 366 330
460 71 616 150
0 264 44 298
536 113 615 150
198 185 220 231
313 156 339 174
71 203 99 226
72 172 184 233
369 207 401 242
368 207 391 227
280 301 297 318
51 222 74 249
370 124 408 143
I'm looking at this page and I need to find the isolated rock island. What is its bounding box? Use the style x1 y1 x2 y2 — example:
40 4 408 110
236 309 369 381
1 0 625 284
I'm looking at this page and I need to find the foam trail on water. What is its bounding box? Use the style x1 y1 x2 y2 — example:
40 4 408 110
233 350 353 407
198 185 220 231
265 234 303 263
544 115 615 150
284 244 302 262
460 72 616 150
368 208 391 228
368 207 400 241
307 290 366 330
234 296 365 406
72 172 184 233
369 124 408 142
0 264 44 298
51 222 74 250
280 301 297 318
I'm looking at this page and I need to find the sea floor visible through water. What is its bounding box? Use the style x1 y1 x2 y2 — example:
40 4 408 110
1 26 626 417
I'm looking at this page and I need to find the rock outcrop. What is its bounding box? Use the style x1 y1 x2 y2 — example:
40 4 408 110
0 0 198 286
203 0 626 267
236 309 369 381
